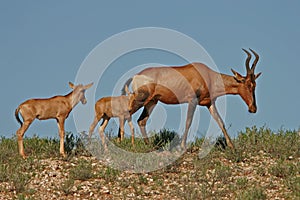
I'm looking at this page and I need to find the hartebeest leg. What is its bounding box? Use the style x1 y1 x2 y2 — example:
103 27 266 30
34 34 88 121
137 100 157 144
89 115 100 137
208 102 234 149
181 98 198 150
119 117 125 142
98 117 110 151
16 119 34 159
127 117 135 146
57 118 66 157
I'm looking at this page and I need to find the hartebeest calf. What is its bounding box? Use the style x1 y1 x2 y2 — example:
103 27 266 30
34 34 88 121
89 86 135 150
15 82 93 158
122 49 261 150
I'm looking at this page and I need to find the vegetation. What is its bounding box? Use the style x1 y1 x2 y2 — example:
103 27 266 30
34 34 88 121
0 126 299 199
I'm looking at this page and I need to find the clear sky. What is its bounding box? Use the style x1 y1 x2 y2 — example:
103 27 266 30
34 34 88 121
0 1 299 140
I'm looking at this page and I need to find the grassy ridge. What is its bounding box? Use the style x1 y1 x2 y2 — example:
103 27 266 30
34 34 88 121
0 126 299 199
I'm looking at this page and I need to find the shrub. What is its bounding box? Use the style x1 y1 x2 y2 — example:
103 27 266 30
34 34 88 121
64 132 90 157
151 129 180 151
98 167 120 183
69 159 93 181
60 178 75 195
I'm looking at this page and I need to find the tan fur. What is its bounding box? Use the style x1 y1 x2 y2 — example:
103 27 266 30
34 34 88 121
15 82 93 158
89 92 135 150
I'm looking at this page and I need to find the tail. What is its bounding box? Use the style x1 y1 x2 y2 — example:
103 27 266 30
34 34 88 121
15 107 23 126
121 77 133 95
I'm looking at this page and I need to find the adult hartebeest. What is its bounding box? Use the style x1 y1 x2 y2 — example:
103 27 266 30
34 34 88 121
122 49 261 150
15 82 93 158
89 86 135 150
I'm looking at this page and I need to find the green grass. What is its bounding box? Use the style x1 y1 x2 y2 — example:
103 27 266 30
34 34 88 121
0 126 299 199
235 126 299 159
69 159 94 181
236 187 267 200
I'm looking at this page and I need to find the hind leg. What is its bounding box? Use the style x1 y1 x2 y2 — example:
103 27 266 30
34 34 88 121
16 119 34 159
98 117 110 151
57 117 66 157
137 100 157 144
89 114 100 137
181 98 197 150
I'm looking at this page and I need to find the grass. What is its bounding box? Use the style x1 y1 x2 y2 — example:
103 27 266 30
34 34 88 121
69 159 94 181
236 187 267 200
0 126 299 199
98 166 120 183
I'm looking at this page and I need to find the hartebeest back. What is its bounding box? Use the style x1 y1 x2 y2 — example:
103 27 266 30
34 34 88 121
15 82 93 158
89 86 135 150
122 49 261 150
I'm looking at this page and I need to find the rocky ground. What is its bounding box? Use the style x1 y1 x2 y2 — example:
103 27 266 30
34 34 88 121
0 146 299 199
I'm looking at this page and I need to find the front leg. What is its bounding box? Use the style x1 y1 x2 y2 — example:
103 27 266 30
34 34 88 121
89 115 100 137
16 119 34 159
137 100 157 144
118 117 125 142
207 102 234 149
181 98 198 150
127 117 135 146
57 117 67 157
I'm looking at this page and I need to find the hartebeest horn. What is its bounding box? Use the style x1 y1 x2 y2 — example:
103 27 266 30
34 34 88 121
249 48 259 73
242 48 252 74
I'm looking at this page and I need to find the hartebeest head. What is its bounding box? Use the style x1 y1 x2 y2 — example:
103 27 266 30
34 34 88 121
231 49 261 113
69 82 93 106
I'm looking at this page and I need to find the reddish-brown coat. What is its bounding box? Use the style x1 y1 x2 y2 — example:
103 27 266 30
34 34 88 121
123 49 261 149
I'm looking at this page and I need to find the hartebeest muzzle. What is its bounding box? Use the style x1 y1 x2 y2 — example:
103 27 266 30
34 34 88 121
81 98 87 104
248 105 257 113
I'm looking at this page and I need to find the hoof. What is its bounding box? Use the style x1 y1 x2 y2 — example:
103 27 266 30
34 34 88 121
103 146 108 153
60 153 67 158
227 142 235 150
21 154 27 159
180 142 187 151
143 138 150 145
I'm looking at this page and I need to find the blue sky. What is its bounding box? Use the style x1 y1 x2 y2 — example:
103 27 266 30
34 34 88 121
0 1 299 139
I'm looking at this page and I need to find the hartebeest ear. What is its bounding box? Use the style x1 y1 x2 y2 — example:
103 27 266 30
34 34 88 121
231 69 245 83
83 82 93 90
124 85 130 95
255 72 262 80
69 82 75 89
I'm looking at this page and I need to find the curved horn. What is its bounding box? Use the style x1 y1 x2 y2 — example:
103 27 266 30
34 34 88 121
242 48 252 74
249 48 259 73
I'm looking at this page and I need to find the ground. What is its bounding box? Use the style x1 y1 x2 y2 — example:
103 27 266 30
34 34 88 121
0 127 299 199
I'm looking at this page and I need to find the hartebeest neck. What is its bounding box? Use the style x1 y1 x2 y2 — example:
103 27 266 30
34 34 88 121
212 74 240 98
65 91 80 108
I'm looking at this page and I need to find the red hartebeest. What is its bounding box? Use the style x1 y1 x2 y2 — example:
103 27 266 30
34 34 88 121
15 82 93 158
122 49 261 150
89 86 135 150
